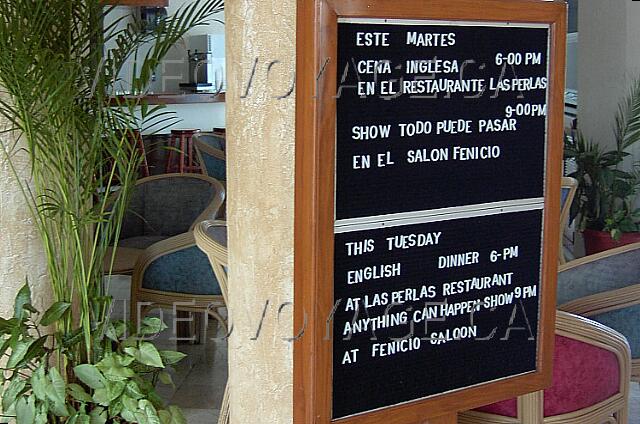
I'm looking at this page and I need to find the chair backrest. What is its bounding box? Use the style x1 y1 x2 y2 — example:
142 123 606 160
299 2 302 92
557 242 640 306
466 311 630 423
559 177 578 264
120 174 225 239
517 312 630 422
195 132 226 151
547 311 630 416
194 133 227 182
194 219 228 304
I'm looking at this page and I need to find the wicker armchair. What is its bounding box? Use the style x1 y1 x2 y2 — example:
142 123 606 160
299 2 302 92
126 174 227 333
557 242 640 380
459 312 630 424
105 173 224 275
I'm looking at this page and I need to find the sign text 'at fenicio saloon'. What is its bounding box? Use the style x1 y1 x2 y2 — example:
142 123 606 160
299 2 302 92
295 2 566 423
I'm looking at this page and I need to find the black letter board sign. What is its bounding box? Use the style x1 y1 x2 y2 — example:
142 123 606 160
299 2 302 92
294 2 566 424
336 22 549 221
333 19 549 419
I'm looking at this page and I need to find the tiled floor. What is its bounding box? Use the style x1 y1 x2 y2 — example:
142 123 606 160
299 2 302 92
108 275 640 424
631 383 640 424
106 275 228 424
153 333 227 423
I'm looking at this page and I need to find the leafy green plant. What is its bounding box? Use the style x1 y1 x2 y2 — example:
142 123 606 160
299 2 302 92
1 283 187 424
604 208 640 240
565 78 640 240
0 0 223 359
0 0 223 420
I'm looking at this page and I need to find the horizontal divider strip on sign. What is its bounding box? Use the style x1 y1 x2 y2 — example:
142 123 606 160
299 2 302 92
334 197 545 233
338 17 550 29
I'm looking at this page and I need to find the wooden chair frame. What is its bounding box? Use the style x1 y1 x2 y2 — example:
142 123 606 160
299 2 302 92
459 311 631 424
559 177 578 265
558 241 640 380
194 220 230 424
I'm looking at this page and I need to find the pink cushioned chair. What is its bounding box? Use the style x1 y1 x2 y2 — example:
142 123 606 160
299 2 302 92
459 311 630 424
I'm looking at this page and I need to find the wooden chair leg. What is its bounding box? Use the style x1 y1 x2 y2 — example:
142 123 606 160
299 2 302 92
176 310 198 344
615 406 629 424
217 383 230 424
207 307 228 337
191 312 201 344
130 298 153 335
519 391 543 424
188 134 194 171
179 134 186 173
165 134 176 173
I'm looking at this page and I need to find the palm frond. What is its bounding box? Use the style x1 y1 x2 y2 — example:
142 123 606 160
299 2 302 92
615 77 640 150
0 0 224 364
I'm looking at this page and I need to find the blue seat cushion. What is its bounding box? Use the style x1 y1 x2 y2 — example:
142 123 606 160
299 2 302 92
142 246 222 296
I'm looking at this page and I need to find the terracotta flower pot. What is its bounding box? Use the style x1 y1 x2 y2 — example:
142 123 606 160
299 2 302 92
583 229 640 256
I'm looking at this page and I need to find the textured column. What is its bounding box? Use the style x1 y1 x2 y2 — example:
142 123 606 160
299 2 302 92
0 100 50 317
225 1 296 423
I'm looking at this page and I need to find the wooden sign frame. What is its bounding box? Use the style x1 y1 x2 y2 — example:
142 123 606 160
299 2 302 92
294 1 567 423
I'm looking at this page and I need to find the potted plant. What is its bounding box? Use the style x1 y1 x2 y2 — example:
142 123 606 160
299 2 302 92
0 284 188 423
565 79 640 255
0 0 223 422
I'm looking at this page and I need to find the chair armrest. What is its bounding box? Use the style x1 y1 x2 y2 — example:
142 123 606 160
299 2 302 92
559 283 640 317
132 232 222 297
133 232 196 281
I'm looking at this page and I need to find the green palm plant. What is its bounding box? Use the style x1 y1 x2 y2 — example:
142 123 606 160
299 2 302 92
0 0 223 421
565 78 640 240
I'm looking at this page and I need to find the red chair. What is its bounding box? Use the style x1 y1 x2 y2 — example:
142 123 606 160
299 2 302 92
459 311 630 424
165 129 201 173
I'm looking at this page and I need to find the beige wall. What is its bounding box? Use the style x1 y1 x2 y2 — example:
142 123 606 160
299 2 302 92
578 0 640 152
225 1 296 423
0 111 49 317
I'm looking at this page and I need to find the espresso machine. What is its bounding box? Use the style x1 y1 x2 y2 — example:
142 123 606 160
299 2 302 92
180 34 225 93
